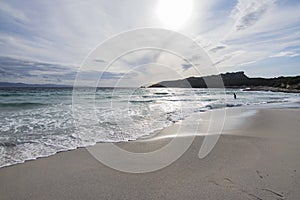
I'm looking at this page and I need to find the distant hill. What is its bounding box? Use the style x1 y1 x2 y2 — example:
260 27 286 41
148 72 300 93
0 82 71 88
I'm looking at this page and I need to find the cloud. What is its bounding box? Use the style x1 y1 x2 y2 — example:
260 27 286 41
239 60 257 66
0 56 72 78
231 0 275 31
201 0 300 75
93 59 106 63
270 51 300 58
0 1 29 22
0 56 128 84
209 45 226 53
181 64 193 71
213 55 233 66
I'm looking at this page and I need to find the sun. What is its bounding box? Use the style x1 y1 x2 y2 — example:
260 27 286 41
156 0 193 30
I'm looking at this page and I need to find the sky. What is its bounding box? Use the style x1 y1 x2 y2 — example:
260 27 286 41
0 0 299 86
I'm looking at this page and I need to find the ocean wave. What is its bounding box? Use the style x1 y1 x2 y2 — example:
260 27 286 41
0 88 299 168
128 100 155 103
0 102 48 108
205 103 243 109
153 92 169 95
0 141 17 147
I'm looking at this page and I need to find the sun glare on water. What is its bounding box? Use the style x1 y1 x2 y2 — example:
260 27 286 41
156 0 194 30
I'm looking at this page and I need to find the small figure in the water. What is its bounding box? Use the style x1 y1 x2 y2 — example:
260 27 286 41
233 93 237 99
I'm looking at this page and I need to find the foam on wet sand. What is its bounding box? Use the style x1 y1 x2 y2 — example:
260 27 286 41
0 107 299 199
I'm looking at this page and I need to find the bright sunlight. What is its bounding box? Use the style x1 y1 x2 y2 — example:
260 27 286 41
156 0 194 30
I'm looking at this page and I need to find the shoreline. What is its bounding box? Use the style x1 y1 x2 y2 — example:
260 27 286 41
242 86 300 93
0 101 298 169
0 101 293 169
0 106 299 199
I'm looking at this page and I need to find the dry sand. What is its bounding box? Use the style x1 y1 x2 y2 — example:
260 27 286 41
0 108 299 200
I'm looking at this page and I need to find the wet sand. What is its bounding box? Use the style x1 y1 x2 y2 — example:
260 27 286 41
0 108 299 199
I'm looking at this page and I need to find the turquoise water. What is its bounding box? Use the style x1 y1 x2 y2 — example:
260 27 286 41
0 87 299 167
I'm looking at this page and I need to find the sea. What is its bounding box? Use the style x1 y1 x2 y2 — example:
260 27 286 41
0 87 299 168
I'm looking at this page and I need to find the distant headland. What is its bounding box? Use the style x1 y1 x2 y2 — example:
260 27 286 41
148 71 300 93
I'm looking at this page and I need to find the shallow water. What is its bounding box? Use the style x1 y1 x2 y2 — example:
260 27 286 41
0 87 299 167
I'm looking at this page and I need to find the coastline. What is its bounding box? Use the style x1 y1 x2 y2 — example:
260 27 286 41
0 106 299 199
242 86 300 93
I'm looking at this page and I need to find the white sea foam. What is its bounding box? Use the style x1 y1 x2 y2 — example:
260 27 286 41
0 88 299 167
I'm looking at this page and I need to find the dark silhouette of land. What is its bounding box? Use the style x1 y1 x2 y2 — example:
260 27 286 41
148 71 300 93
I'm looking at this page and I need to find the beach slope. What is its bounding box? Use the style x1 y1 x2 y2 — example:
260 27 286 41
0 108 299 200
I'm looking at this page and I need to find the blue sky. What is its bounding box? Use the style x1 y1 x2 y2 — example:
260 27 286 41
0 0 299 86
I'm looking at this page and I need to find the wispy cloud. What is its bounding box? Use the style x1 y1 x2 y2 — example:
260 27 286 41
209 45 227 53
204 0 300 74
270 51 300 58
0 1 29 22
230 0 275 31
0 56 128 85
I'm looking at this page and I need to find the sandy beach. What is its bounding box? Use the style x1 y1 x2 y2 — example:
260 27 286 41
0 107 299 200
1 0 300 199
